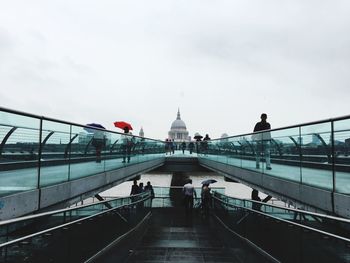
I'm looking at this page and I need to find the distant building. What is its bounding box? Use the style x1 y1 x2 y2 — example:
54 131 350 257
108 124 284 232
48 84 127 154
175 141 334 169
168 109 190 142
221 133 228 138
139 127 144 137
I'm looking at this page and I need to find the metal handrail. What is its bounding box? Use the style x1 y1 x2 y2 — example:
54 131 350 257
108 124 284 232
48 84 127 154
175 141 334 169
0 106 165 143
208 114 350 141
213 191 350 224
0 191 149 227
212 194 350 242
0 193 151 249
2 105 350 142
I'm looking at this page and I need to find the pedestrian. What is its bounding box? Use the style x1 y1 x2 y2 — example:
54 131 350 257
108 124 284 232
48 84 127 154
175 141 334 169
202 134 211 155
170 139 175 154
139 182 144 193
183 179 197 215
144 181 155 199
181 141 186 154
188 142 195 154
195 136 202 154
122 127 132 163
130 180 140 195
252 113 272 170
92 129 105 163
251 189 272 211
201 183 211 218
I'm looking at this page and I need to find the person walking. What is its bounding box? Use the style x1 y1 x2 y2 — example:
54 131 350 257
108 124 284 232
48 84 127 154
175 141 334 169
253 113 272 170
170 139 175 155
201 183 211 218
181 141 186 154
144 181 155 199
188 142 195 154
122 127 132 163
183 179 197 215
130 180 140 195
92 129 105 163
202 134 211 155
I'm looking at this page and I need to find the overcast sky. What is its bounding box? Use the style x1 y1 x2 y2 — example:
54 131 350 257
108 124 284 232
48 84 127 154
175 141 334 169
1 1 349 140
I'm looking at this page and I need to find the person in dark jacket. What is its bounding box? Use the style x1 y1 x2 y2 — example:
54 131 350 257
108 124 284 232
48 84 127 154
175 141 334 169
251 189 272 211
253 113 272 170
181 141 186 154
188 142 195 154
144 181 155 199
130 180 140 195
202 134 211 155
122 127 133 163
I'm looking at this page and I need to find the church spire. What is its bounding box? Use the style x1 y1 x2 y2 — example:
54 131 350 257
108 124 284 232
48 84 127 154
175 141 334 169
139 127 144 137
177 108 181 120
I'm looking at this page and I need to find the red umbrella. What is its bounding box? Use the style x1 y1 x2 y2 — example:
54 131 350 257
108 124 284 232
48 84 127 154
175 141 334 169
114 121 133 131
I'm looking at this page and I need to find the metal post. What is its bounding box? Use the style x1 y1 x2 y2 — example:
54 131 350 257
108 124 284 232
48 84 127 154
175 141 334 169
37 119 43 189
68 125 72 181
299 126 303 184
37 119 43 210
331 121 335 214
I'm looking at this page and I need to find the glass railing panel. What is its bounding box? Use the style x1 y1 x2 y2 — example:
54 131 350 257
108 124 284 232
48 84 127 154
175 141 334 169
207 140 220 162
212 195 350 263
227 137 242 167
241 135 261 172
68 124 106 180
334 119 350 194
39 120 71 186
213 191 350 239
0 193 150 247
0 111 40 196
300 123 333 190
0 195 151 263
264 127 301 182
104 132 123 171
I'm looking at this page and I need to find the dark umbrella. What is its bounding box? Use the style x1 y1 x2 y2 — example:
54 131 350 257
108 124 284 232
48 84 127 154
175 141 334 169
201 179 217 185
194 134 203 141
84 123 106 133
114 121 133 131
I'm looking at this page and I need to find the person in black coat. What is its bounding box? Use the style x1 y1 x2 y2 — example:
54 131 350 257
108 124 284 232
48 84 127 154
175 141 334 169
251 189 272 211
253 113 272 170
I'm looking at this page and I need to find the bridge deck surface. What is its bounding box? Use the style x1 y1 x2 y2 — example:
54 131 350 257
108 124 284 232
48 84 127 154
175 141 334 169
126 208 252 263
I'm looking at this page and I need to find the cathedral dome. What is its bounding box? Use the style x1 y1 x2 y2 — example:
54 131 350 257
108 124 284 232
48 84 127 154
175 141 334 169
170 110 187 130
168 109 189 142
171 119 186 129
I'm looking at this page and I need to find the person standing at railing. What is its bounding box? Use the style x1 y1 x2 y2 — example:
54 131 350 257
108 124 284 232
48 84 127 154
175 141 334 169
130 180 140 196
252 113 272 170
183 179 197 215
144 181 155 199
251 189 272 211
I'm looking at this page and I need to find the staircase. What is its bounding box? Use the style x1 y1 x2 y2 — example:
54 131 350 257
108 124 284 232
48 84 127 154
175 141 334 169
126 208 252 263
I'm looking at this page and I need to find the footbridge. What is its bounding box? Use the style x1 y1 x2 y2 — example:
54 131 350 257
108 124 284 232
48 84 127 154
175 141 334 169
1 107 350 262
1 107 350 219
